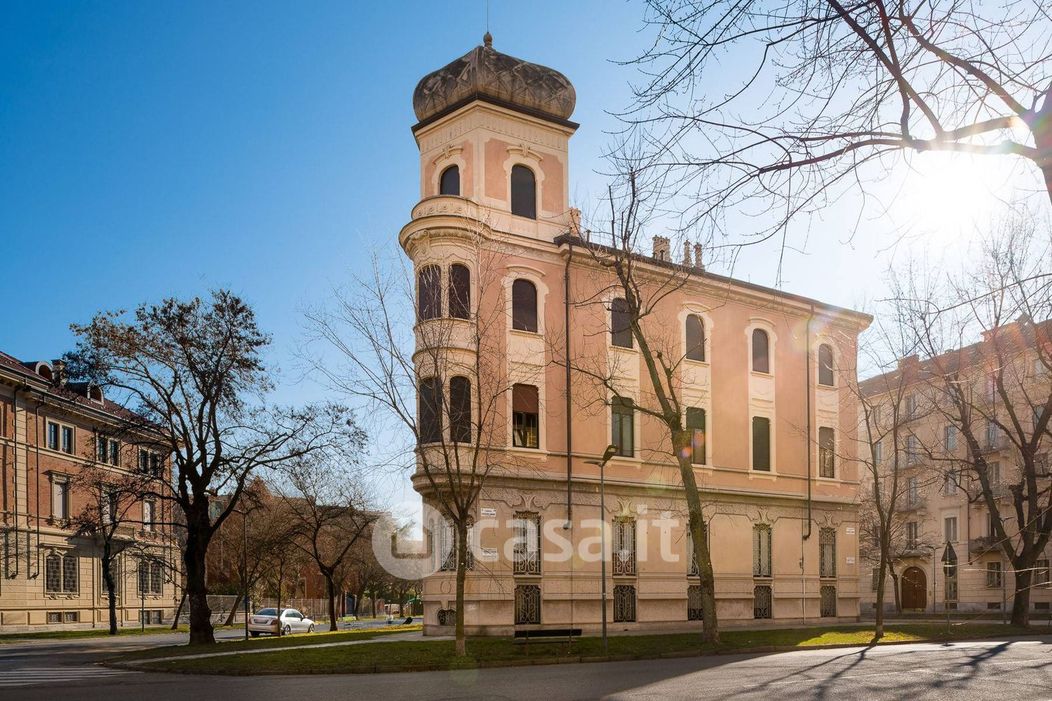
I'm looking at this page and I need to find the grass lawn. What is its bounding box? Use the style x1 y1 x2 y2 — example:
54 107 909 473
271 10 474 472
117 623 424 661
129 623 1052 676
0 625 187 643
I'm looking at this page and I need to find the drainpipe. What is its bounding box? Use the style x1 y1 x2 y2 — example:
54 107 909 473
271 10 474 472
804 305 814 540
11 384 23 575
33 396 43 577
564 236 574 526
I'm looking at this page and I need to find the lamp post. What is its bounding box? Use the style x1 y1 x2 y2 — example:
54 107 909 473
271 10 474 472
585 444 618 655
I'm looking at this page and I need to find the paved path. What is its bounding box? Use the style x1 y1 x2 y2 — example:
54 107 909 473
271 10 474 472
3 635 1052 700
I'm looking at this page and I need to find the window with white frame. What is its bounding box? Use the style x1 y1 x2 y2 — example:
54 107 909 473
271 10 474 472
51 477 70 522
143 500 156 531
97 436 120 466
944 516 958 543
944 425 957 452
986 561 1003 588
906 521 919 548
943 471 958 496
818 427 835 478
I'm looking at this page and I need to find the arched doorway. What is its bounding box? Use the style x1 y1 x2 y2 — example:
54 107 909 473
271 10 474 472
902 566 927 610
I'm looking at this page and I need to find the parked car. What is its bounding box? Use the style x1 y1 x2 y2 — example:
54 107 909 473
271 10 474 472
247 608 316 637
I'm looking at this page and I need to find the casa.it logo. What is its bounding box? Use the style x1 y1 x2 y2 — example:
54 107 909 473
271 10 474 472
372 503 451 580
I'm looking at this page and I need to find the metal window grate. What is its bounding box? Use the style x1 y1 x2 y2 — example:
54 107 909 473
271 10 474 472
753 524 772 577
819 528 836 578
513 513 542 575
753 585 772 619
820 586 837 617
62 553 77 593
44 553 61 593
150 561 163 594
514 584 541 625
613 518 636 577
687 584 703 621
614 584 637 622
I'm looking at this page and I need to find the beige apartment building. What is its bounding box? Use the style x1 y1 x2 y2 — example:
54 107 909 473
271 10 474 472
859 321 1052 615
0 351 179 631
403 35 873 635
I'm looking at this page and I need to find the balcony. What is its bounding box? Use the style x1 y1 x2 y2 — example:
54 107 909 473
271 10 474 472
969 536 1000 555
900 497 927 513
981 436 1011 454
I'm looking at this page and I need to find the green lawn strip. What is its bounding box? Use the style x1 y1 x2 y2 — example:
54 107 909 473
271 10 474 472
0 626 186 643
115 624 423 661
133 623 1051 676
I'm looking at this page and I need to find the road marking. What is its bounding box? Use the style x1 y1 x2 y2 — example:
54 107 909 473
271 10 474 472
0 666 136 688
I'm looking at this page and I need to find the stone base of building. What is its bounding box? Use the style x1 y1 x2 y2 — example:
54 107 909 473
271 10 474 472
423 615 862 638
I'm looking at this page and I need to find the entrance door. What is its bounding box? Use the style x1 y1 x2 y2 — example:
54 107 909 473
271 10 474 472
902 566 927 610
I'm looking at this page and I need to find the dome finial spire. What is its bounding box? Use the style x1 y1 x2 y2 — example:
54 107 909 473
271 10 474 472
483 31 492 48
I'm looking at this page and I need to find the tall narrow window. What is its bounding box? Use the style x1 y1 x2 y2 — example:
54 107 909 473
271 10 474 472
613 517 636 576
449 376 472 444
514 584 541 624
820 585 837 617
439 165 460 196
150 560 163 594
47 421 60 450
52 479 69 521
819 527 836 578
45 553 61 593
613 585 636 622
611 297 633 348
753 524 772 577
986 561 1002 588
510 164 536 219
513 512 542 575
906 521 919 548
418 377 442 444
752 416 771 471
448 264 470 319
512 384 539 449
417 265 441 321
612 397 635 457
944 516 958 543
686 407 706 465
143 500 156 532
511 279 538 332
818 343 834 386
62 553 78 593
752 328 770 373
685 314 705 361
61 425 73 454
818 426 835 478
687 584 704 621
753 585 772 619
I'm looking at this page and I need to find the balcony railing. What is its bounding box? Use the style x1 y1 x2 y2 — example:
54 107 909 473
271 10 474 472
969 536 999 554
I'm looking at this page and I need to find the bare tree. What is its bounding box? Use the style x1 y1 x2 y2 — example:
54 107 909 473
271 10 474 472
563 170 720 643
626 0 1052 249
69 463 158 635
65 291 355 644
279 453 376 632
895 221 1052 625
305 231 531 656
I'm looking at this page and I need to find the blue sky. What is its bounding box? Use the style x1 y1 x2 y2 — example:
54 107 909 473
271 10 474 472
2 1 1036 394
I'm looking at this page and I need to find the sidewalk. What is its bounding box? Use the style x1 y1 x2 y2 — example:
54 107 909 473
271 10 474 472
112 629 443 667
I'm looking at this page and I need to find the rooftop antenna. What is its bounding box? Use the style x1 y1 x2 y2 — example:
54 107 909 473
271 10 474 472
483 0 493 48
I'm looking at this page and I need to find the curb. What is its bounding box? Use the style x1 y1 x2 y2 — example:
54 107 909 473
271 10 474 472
114 629 1052 677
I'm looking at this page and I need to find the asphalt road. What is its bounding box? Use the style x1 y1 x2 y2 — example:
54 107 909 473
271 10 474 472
2 634 1051 700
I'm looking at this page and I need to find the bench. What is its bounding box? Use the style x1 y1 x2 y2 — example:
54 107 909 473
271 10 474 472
513 627 582 645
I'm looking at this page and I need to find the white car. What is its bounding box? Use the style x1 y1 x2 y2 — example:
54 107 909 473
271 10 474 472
247 607 316 637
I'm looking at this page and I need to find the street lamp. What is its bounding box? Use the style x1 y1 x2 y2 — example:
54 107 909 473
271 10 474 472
585 444 619 655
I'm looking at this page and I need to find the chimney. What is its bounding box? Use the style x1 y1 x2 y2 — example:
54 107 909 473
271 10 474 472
693 243 705 272
568 207 582 237
51 359 67 386
682 241 692 267
652 236 670 261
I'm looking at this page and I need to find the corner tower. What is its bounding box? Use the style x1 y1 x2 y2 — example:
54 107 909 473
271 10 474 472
408 33 577 240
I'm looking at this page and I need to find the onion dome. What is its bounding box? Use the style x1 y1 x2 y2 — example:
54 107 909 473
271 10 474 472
413 33 576 125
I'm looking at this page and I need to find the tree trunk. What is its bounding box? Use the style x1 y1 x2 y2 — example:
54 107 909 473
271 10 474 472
184 512 215 645
454 518 468 656
325 573 338 632
102 543 118 636
223 592 242 627
1010 562 1033 627
874 541 889 640
674 429 719 645
171 590 187 630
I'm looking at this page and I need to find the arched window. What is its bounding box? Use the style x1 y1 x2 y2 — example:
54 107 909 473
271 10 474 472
417 265 441 321
511 279 538 332
418 377 443 444
611 298 633 348
818 343 834 386
752 328 770 373
510 165 536 219
685 314 705 361
439 165 460 196
449 264 470 319
449 376 472 444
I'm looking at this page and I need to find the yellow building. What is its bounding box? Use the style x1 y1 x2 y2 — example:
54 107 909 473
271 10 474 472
403 35 872 635
0 352 179 631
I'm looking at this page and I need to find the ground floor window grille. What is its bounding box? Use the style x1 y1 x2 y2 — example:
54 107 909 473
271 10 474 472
820 586 837 617
44 553 61 593
46 611 61 624
687 584 703 621
144 610 162 625
514 584 541 625
614 585 637 622
62 553 78 593
753 585 772 619
437 608 456 626
63 611 78 623
513 512 542 575
150 560 163 594
613 518 636 577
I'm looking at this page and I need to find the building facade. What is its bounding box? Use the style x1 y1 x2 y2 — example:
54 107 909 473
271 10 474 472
0 352 179 631
859 321 1052 615
403 35 872 636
